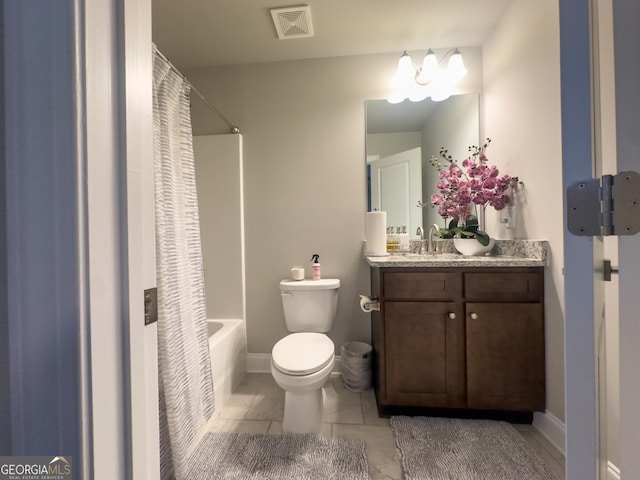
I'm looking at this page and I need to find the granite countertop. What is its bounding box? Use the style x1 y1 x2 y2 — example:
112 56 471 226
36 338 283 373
365 240 549 268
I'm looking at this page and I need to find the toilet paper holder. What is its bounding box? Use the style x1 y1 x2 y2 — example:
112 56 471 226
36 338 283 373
359 295 380 312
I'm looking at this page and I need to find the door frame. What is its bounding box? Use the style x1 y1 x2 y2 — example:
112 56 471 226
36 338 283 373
559 0 599 478
120 0 160 478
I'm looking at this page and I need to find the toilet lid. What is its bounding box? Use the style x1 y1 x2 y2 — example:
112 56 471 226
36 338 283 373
280 279 340 291
272 333 334 376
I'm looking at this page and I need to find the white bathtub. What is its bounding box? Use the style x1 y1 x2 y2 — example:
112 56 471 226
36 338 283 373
207 319 246 415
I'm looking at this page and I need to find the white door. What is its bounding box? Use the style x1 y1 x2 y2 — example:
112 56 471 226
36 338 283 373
612 2 640 478
369 147 422 237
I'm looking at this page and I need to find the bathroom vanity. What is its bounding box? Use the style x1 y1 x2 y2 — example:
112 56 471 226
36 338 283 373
366 240 548 422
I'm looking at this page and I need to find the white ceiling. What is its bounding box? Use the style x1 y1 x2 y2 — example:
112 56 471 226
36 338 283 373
152 0 514 69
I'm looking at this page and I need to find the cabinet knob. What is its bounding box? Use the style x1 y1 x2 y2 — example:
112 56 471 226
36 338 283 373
470 312 478 320
448 312 456 319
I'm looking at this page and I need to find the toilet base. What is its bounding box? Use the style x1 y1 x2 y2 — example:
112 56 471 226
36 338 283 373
282 387 326 434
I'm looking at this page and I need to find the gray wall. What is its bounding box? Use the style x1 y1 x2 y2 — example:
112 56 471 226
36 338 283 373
366 132 421 159
186 50 483 355
187 19 567 438
482 0 565 426
194 135 245 319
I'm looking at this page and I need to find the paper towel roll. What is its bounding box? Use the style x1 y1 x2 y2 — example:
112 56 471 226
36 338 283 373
365 211 388 256
359 295 380 313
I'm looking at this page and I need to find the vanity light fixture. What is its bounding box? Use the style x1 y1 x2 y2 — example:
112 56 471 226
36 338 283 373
388 48 467 104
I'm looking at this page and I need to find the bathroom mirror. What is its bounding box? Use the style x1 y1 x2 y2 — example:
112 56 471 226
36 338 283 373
366 94 480 237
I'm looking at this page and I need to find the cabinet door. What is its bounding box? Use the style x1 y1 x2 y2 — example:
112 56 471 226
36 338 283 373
466 303 545 411
385 301 465 407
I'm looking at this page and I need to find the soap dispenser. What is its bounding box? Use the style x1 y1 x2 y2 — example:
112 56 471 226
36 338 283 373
398 225 410 252
311 254 321 280
386 225 399 253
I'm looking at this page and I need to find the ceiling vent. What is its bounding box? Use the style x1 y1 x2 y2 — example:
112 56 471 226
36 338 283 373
270 5 314 40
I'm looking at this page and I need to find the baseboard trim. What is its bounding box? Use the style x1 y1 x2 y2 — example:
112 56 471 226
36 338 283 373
532 411 622 480
246 353 271 373
246 353 343 374
532 410 566 456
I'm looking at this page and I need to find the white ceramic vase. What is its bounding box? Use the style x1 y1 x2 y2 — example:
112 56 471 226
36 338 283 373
453 237 496 255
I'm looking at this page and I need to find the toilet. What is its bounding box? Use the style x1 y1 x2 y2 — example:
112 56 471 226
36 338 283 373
271 278 340 433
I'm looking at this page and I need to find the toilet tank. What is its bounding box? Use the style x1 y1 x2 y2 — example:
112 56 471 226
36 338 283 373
279 279 340 333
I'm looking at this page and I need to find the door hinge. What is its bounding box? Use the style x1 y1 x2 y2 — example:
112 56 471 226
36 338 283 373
567 171 640 236
144 287 158 325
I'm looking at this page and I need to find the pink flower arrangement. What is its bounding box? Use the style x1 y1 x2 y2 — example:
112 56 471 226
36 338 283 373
429 138 519 222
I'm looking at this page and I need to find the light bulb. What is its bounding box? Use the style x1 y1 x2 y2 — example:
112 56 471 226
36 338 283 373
416 49 438 85
393 51 415 90
447 49 467 82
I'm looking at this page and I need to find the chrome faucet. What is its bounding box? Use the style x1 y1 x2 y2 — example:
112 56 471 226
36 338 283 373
416 226 426 254
427 224 440 253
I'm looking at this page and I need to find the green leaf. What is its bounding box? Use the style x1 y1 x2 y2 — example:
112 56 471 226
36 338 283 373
437 228 455 239
475 231 491 246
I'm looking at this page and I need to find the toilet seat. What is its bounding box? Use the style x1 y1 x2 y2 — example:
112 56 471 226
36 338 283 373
272 332 334 376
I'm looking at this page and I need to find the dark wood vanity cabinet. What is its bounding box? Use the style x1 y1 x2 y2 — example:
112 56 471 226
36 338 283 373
385 300 466 408
371 266 545 417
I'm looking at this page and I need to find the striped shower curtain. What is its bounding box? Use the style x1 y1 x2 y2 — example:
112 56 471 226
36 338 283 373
153 48 215 480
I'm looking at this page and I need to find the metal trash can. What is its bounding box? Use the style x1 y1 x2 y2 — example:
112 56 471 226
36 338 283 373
341 341 373 392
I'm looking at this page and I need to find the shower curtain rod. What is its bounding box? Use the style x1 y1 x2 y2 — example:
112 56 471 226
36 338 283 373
154 46 240 134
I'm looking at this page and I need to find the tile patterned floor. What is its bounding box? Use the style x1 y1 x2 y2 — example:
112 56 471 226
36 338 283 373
204 372 565 480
